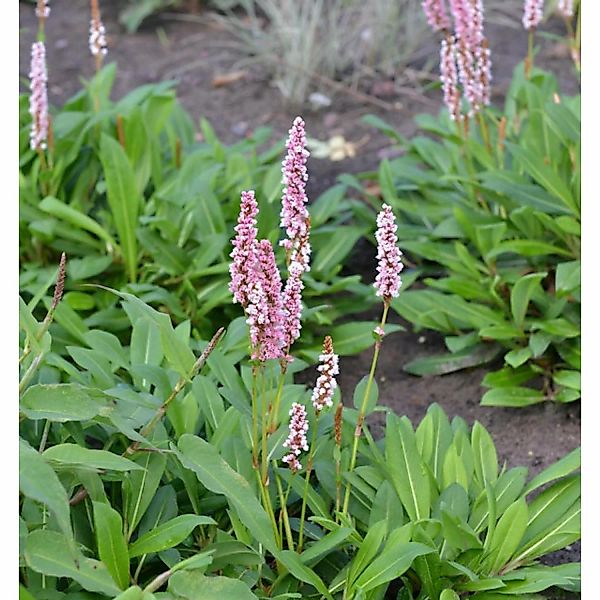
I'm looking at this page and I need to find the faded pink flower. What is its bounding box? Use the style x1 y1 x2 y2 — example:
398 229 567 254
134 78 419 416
282 402 309 472
230 190 260 308
280 116 311 269
311 336 339 414
422 0 451 32
523 0 544 30
29 42 49 151
374 326 385 338
374 204 403 302
557 0 573 18
440 36 462 121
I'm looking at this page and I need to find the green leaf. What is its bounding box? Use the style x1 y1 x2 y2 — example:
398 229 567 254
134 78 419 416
19 297 44 354
175 435 278 554
471 422 498 486
555 260 581 295
523 448 580 495
507 142 576 212
129 515 216 558
404 344 501 376
553 370 580 390
25 529 120 596
312 226 366 277
485 498 528 574
123 452 167 539
99 134 141 282
301 527 353 565
93 501 130 590
347 520 388 587
277 550 334 599
416 403 453 483
353 376 378 416
168 571 258 600
353 540 433 593
38 196 117 250
44 444 144 472
385 414 430 521
19 439 73 543
504 347 533 369
481 386 545 407
20 383 113 422
510 273 547 328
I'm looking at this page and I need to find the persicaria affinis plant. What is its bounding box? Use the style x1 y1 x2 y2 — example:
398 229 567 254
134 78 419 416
29 42 49 151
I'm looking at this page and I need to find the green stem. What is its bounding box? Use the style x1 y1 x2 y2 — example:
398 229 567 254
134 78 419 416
39 420 51 453
268 371 286 433
261 370 269 485
298 413 320 552
251 366 259 468
342 303 389 515
477 111 491 155
526 31 534 79
274 464 294 551
255 468 280 549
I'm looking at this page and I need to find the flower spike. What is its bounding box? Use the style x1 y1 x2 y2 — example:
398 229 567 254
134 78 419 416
522 0 544 30
29 42 49 151
422 0 451 32
374 204 404 303
282 402 309 473
311 336 339 414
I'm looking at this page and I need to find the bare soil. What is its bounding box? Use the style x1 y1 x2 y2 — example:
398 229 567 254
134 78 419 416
19 0 581 586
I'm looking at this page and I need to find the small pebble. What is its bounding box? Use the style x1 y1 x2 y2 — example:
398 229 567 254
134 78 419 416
418 336 426 344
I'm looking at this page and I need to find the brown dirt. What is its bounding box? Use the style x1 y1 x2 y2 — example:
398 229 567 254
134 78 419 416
19 0 581 587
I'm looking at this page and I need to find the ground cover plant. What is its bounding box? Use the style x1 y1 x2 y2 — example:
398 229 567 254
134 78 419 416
349 0 581 407
19 1 581 599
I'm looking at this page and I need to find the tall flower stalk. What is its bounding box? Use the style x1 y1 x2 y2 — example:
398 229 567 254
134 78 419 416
342 204 403 515
297 337 338 551
522 0 544 77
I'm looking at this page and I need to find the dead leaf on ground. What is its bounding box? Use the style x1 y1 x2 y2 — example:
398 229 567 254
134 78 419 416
212 70 248 88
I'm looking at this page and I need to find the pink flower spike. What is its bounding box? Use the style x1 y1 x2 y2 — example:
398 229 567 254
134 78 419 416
311 336 339 414
422 0 451 32
280 116 311 268
230 190 260 308
281 259 305 356
250 240 285 362
440 36 462 121
282 402 309 473
29 42 49 151
374 204 404 303
523 0 544 30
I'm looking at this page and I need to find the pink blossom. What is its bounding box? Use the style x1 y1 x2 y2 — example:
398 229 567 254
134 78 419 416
280 116 311 268
35 0 50 18
281 259 305 354
557 0 573 18
250 240 285 362
440 36 462 121
311 336 339 414
282 402 309 472
374 204 404 302
230 191 260 308
421 0 450 31
448 0 491 113
29 42 49 151
422 0 451 32
374 326 385 338
523 0 544 30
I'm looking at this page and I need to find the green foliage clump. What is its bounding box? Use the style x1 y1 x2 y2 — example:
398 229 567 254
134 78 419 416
353 65 580 407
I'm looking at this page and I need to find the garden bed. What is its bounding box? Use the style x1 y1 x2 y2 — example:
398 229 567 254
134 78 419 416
19 0 581 582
